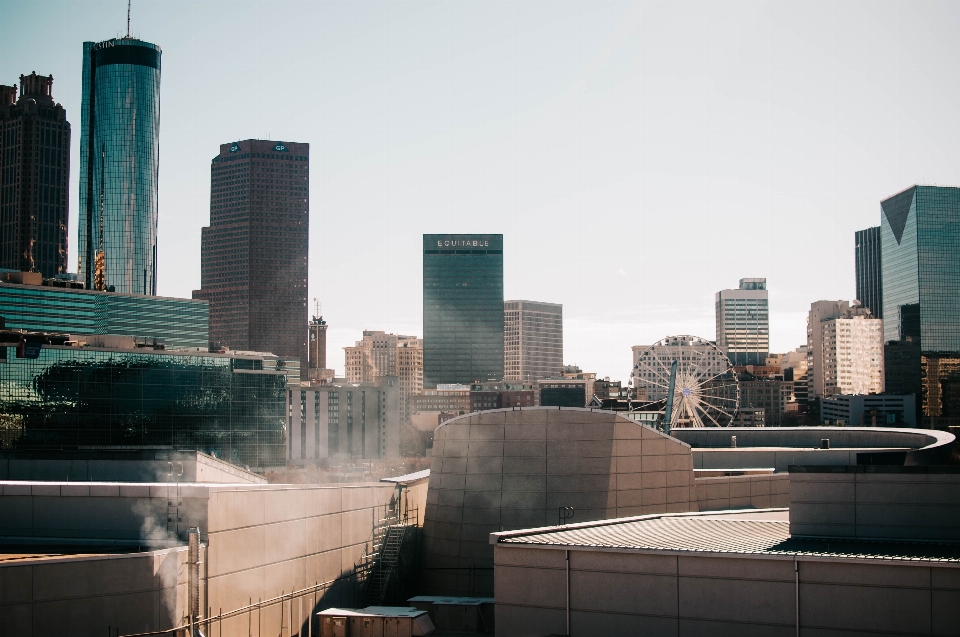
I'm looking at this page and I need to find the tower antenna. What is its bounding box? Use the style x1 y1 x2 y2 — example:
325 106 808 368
126 0 131 38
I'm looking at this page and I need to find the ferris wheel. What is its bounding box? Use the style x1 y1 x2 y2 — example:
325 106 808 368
630 335 740 428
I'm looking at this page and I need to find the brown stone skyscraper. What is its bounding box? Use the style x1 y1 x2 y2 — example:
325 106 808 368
0 73 71 278
194 140 309 370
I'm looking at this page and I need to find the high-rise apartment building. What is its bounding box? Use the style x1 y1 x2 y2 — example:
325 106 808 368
855 226 882 319
193 140 309 369
344 331 418 382
396 339 424 423
423 234 504 387
715 278 769 366
880 185 960 419
504 300 563 381
807 301 883 398
0 74 70 278
344 331 422 423
79 38 161 294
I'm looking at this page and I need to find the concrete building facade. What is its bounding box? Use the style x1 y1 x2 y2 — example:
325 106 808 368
0 480 397 636
0 73 71 278
715 278 770 365
287 378 400 462
821 393 917 427
503 300 563 382
344 331 421 422
808 302 884 398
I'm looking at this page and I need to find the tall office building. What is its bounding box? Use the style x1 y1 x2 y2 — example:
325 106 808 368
344 331 422 422
0 74 70 278
881 185 960 418
503 300 563 381
715 278 770 365
423 234 504 387
193 140 309 369
344 331 418 383
78 38 161 294
855 226 882 319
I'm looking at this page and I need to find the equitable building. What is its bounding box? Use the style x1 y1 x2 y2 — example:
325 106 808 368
423 234 504 387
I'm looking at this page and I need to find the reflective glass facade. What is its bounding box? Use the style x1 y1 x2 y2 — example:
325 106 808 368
881 185 960 419
855 226 882 319
423 234 504 387
881 186 960 352
0 345 289 467
0 282 208 349
79 39 161 295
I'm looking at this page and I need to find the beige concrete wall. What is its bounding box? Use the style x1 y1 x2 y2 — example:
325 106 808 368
494 545 960 637
0 547 188 637
0 482 211 545
0 451 265 484
0 481 396 637
421 408 697 596
790 468 960 540
696 474 790 511
204 483 395 636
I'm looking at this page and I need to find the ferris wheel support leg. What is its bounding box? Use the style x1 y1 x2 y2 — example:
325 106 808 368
663 360 678 436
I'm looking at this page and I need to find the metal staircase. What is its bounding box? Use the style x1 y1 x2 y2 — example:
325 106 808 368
355 505 417 606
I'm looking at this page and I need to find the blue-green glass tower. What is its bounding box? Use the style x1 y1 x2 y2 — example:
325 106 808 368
881 186 960 350
423 234 504 387
78 38 161 295
881 185 960 418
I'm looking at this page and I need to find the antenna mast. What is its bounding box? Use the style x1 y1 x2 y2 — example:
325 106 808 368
126 0 131 38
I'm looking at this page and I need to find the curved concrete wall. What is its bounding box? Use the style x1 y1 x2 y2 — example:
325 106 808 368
421 408 697 596
671 427 956 471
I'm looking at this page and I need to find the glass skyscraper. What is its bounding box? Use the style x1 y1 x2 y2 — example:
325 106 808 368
881 185 960 418
715 278 769 366
855 226 882 319
423 234 504 387
78 38 161 295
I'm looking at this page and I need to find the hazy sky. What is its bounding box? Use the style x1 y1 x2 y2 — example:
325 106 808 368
3 1 960 379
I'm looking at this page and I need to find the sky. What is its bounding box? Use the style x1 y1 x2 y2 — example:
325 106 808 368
3 0 960 380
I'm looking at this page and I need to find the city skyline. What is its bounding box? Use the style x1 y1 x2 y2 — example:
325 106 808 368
4 2 960 379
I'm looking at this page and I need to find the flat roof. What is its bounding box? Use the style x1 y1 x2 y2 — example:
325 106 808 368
492 510 960 564
381 469 430 484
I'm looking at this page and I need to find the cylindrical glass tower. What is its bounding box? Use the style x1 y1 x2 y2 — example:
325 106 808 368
78 38 161 295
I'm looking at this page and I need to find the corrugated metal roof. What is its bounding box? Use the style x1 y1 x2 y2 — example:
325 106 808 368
497 515 960 563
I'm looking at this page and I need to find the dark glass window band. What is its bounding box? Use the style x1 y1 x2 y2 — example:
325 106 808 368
94 46 160 69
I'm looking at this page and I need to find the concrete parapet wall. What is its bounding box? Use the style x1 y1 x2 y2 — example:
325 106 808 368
693 447 867 471
0 547 189 637
0 481 396 636
205 483 396 635
0 450 265 484
790 466 960 541
696 473 790 511
493 545 960 637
